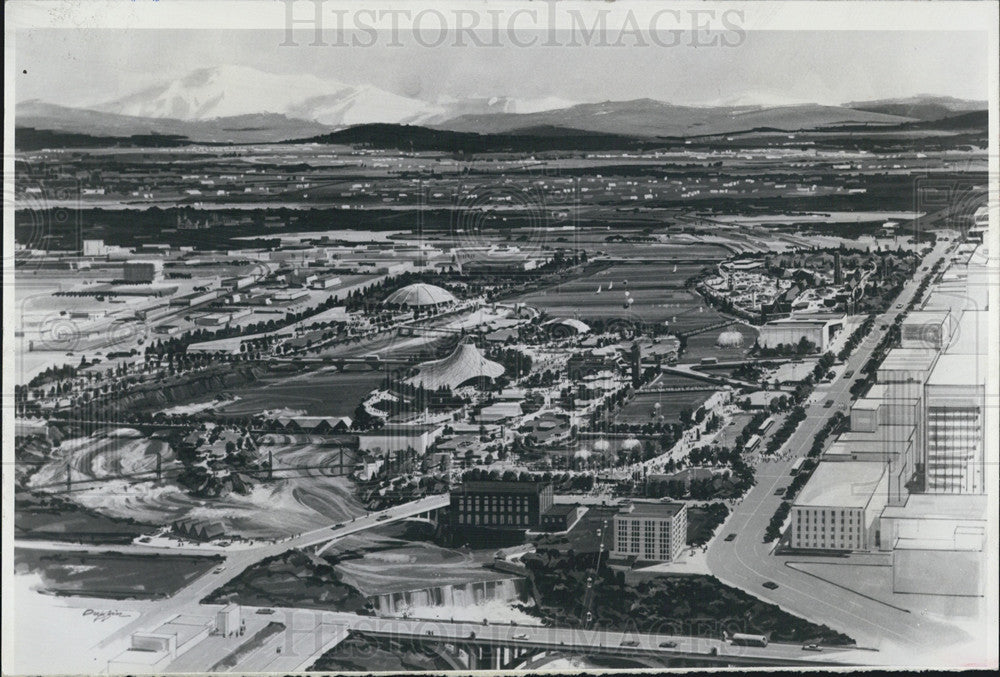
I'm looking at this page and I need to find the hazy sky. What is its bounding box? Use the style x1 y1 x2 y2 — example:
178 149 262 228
14 28 990 107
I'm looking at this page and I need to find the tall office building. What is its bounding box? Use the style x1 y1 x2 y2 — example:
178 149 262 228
924 355 986 494
611 502 687 562
876 348 937 505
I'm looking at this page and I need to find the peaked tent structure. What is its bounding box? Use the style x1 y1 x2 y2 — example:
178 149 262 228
406 341 505 391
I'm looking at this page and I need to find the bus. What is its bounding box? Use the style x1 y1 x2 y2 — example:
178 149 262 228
759 416 776 435
790 458 806 476
725 631 768 647
745 434 762 453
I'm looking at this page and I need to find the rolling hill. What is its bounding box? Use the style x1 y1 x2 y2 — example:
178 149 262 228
436 99 919 138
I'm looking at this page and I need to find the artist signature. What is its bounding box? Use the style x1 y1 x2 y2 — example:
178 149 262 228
83 609 128 623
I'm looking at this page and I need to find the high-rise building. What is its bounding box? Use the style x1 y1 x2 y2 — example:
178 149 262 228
876 348 938 505
924 354 985 494
611 501 687 562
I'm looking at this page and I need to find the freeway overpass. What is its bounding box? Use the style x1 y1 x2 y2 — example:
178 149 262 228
335 616 866 669
154 606 868 673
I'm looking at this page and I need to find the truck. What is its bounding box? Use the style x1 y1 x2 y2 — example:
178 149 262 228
725 632 768 648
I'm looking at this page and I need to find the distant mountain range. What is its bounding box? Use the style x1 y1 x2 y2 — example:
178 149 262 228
845 95 987 121
14 65 988 147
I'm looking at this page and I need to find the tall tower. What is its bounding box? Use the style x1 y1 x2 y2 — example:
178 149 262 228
631 342 642 389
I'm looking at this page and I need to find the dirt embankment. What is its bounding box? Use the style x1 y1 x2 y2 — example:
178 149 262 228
99 366 267 415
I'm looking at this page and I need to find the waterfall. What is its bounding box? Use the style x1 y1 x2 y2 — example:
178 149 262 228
371 577 529 613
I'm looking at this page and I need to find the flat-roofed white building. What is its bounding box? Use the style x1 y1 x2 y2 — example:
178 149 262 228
611 501 687 562
757 314 845 353
790 461 888 551
900 310 954 350
358 423 445 455
880 493 987 596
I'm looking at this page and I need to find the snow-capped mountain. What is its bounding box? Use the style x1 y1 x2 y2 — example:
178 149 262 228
79 65 574 127
83 65 447 126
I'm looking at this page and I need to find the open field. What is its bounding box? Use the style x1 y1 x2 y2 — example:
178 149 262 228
616 391 715 424
14 548 223 599
617 373 719 424
218 368 384 418
513 261 730 330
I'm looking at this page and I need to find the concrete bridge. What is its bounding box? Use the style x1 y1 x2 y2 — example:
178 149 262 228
348 617 860 669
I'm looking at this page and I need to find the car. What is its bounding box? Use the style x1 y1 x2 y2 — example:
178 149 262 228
138 536 151 543
256 608 275 615
513 633 529 640
214 566 226 574
762 581 779 590
621 640 640 647
658 641 677 648
896 303 903 309
774 487 786 496
724 533 737 542
823 399 834 408
331 523 345 530
843 370 853 378
802 644 822 652
376 514 389 521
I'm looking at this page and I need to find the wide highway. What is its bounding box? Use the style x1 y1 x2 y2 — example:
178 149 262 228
705 237 968 654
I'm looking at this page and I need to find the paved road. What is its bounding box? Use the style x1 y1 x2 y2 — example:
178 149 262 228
705 238 966 653
93 494 449 651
